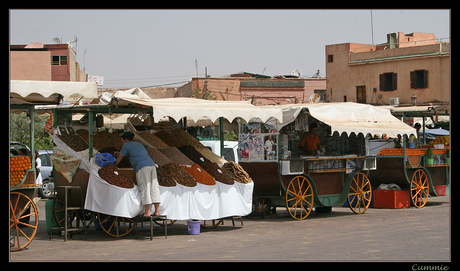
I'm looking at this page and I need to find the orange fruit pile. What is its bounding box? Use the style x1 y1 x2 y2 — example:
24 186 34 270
378 148 426 156
10 156 32 187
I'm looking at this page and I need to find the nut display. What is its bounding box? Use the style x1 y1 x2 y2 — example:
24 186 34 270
160 163 197 187
156 166 177 187
58 133 89 152
138 132 169 149
159 147 194 166
98 164 134 188
222 161 253 184
200 162 234 185
171 128 208 150
154 131 186 148
146 147 173 166
178 145 211 165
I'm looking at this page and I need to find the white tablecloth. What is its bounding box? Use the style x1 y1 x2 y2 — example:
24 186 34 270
84 166 254 220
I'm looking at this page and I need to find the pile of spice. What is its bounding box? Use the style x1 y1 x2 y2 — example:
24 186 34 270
58 134 89 152
160 163 196 187
154 131 186 148
137 132 169 149
181 164 216 186
200 162 234 185
156 166 177 187
159 147 194 166
98 164 134 188
178 145 211 165
222 161 253 184
146 147 172 166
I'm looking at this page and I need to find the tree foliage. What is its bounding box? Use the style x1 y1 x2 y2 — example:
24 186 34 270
10 112 53 149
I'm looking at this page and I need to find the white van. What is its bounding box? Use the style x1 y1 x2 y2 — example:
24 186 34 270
199 141 239 164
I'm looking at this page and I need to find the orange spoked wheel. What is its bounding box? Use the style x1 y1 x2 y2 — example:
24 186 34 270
10 192 38 251
410 169 429 208
97 213 136 237
285 175 314 220
53 197 92 234
201 219 224 229
347 172 372 214
153 219 176 226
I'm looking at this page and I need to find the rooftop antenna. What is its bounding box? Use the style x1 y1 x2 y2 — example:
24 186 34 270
370 10 375 45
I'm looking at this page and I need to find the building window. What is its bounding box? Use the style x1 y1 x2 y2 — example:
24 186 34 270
51 55 68 66
379 72 397 91
327 55 333 63
356 86 366 103
410 69 428 89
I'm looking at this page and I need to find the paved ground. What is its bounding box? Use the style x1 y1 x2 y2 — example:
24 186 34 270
10 195 450 262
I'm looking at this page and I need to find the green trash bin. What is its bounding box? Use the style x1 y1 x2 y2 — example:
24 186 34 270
45 199 61 234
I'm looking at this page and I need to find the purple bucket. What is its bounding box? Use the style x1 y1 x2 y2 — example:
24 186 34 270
187 221 201 235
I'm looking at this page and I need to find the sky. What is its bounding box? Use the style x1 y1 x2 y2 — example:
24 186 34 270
10 9 450 89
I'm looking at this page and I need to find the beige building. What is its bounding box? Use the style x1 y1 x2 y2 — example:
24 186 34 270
177 72 326 105
325 32 449 105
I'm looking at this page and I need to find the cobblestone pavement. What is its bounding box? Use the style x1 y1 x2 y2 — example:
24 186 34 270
10 195 450 262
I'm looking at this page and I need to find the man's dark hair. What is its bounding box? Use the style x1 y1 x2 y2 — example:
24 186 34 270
309 123 318 130
122 132 135 141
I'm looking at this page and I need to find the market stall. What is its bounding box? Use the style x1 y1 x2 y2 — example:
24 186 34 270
10 80 97 250
47 89 284 236
369 105 450 208
239 102 418 220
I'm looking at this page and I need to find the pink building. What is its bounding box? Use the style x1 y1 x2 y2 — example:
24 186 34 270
10 42 86 82
325 32 449 105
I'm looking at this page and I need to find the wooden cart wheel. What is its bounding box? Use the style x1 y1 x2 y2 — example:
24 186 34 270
153 219 176 226
285 175 314 220
201 219 223 229
347 172 372 214
10 192 38 251
410 169 429 208
96 213 136 237
53 197 93 233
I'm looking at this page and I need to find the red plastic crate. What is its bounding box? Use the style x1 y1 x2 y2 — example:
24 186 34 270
373 189 410 209
436 185 447 196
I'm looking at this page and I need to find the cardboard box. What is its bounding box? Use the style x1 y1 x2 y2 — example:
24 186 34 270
373 189 410 209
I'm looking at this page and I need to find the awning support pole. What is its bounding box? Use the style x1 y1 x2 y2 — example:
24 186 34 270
219 117 224 158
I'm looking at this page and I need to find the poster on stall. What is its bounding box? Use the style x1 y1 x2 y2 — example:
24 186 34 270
238 122 278 162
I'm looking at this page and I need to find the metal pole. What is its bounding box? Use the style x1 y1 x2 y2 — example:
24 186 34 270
219 117 224 158
29 108 36 180
88 110 93 160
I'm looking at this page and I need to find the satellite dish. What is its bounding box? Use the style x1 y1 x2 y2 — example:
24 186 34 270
291 69 302 77
309 93 321 104
51 37 61 44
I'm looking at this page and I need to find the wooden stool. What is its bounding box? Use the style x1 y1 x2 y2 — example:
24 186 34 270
135 215 168 240
50 186 87 242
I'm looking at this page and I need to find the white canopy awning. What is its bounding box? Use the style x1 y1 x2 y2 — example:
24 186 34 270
267 102 416 137
10 80 98 105
111 89 283 124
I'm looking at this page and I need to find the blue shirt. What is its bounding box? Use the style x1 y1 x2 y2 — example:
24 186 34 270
119 141 155 173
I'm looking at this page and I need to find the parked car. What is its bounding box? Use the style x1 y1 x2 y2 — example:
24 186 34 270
199 141 239 164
